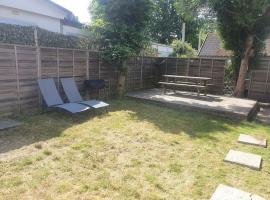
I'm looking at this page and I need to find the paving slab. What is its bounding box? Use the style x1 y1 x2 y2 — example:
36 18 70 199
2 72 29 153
210 184 265 200
0 119 21 131
224 150 262 170
238 134 267 148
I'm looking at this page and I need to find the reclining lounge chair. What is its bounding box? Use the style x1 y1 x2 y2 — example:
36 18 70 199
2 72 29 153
60 78 109 111
38 79 90 114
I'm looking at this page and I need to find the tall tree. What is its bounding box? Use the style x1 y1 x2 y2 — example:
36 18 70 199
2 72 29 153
89 0 152 96
174 0 216 48
209 0 270 97
150 0 183 44
149 0 214 48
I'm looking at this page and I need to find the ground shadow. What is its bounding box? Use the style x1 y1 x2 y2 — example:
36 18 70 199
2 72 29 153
109 98 243 141
0 98 263 155
0 110 104 155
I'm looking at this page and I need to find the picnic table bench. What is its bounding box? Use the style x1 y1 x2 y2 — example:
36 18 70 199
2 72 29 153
159 75 212 96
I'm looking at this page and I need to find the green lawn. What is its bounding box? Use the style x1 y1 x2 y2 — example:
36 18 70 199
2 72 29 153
0 99 269 200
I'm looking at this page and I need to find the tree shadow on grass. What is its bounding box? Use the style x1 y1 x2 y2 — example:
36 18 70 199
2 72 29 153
0 111 100 155
110 98 247 141
0 98 266 155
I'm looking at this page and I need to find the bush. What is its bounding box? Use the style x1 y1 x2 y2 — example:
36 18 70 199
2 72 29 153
0 23 35 45
0 23 94 49
171 39 197 58
141 45 158 57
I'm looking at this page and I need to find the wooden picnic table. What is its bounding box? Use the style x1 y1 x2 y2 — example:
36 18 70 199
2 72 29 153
159 75 212 96
163 75 212 81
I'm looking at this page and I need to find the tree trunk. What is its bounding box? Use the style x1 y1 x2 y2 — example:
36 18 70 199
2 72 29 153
234 35 255 97
117 72 126 97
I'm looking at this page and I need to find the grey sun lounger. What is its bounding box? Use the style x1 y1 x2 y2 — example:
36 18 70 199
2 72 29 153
38 79 90 114
60 78 109 109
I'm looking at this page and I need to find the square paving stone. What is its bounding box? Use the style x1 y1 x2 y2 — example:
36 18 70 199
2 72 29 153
238 134 267 148
0 119 21 131
224 150 262 170
210 184 265 200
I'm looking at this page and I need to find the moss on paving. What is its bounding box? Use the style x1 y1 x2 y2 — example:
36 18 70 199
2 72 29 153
0 99 269 200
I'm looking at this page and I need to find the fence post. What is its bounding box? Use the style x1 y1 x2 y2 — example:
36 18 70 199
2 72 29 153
140 55 144 89
186 58 190 76
175 58 178 75
198 58 202 76
264 60 270 96
72 50 75 78
37 48 41 78
211 59 214 78
211 59 214 85
98 52 101 97
36 46 42 108
165 58 168 75
248 71 253 98
56 48 60 90
86 51 89 80
14 45 21 113
98 52 101 79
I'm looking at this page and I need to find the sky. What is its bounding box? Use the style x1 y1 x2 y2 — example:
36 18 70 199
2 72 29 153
51 0 91 23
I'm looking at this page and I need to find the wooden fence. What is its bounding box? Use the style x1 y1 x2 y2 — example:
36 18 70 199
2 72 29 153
0 43 226 115
248 57 270 101
157 57 226 94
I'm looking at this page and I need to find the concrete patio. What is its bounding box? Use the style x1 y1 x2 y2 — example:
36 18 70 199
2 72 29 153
127 89 259 120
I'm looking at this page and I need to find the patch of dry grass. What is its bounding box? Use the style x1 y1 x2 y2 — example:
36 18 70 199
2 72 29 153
0 99 270 200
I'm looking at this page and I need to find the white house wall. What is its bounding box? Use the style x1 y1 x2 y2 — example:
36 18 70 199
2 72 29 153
0 6 61 32
0 0 67 19
62 25 82 36
152 43 174 57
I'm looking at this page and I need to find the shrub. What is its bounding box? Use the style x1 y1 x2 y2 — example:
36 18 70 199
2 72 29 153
0 23 94 49
171 39 197 58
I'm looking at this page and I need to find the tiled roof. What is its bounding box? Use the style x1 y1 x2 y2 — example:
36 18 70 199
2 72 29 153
198 33 233 57
199 33 270 57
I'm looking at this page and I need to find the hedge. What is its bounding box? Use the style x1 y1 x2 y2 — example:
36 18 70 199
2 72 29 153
0 23 35 45
0 23 93 49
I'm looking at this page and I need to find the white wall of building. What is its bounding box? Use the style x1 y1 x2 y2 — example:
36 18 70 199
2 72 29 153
62 25 82 36
152 43 174 57
0 0 67 19
0 0 82 35
0 6 61 32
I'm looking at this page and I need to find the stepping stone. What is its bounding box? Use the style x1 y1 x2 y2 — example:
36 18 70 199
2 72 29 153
224 150 262 170
0 119 21 131
210 184 265 200
238 134 267 148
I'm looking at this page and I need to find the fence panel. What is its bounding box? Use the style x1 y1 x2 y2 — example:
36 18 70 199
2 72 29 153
0 43 227 115
16 45 38 112
248 57 270 101
159 57 226 94
0 44 18 114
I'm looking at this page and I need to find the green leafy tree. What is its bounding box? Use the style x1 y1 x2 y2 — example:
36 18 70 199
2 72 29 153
171 39 197 57
149 0 215 48
176 0 270 97
150 0 183 44
209 0 270 97
174 0 216 48
89 0 153 96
